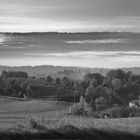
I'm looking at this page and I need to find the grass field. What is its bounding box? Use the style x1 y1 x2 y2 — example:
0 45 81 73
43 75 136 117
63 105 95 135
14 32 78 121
0 97 70 129
0 97 140 139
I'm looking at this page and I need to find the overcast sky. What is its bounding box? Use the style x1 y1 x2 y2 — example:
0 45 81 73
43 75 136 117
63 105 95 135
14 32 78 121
0 0 140 32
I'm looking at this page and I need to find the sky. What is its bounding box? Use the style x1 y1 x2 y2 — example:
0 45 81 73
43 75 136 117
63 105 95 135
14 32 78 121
1 32 140 68
0 0 140 32
0 0 140 68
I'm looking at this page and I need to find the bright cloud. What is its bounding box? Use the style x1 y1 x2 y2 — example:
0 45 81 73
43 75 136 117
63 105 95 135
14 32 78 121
66 39 128 44
25 51 140 58
1 51 140 68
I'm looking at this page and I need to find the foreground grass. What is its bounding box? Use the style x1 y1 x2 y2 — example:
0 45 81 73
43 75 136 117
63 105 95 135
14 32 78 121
0 97 140 139
8 115 140 139
0 126 139 140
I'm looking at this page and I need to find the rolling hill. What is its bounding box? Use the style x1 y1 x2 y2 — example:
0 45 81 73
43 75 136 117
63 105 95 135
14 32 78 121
0 65 140 80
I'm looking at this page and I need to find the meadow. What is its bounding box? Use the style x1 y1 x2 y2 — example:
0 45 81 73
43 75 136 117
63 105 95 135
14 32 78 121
0 97 70 129
0 97 140 139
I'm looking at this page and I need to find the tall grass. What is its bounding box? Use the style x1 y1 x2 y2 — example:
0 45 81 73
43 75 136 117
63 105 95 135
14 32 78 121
14 115 140 139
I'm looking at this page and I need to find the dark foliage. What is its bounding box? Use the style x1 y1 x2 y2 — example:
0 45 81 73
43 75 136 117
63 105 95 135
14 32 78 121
1 69 140 116
107 69 126 83
84 73 104 85
29 85 57 98
0 77 28 98
0 125 139 140
1 70 28 79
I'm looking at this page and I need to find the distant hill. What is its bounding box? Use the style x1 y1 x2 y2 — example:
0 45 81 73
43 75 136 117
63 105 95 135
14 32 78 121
0 65 108 80
0 65 140 80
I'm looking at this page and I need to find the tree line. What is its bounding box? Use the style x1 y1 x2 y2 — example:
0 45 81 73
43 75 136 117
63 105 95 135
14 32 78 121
0 69 140 113
82 69 140 112
1 71 28 79
45 69 140 110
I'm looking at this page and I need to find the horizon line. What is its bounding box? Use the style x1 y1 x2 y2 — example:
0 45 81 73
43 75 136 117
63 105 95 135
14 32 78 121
0 31 138 34
0 64 140 70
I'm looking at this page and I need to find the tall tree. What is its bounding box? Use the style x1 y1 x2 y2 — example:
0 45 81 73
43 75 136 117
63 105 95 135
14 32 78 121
46 75 53 85
84 73 104 85
107 69 126 83
85 79 97 104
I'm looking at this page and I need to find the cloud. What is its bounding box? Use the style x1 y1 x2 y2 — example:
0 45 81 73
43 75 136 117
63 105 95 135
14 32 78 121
66 39 128 44
0 46 26 49
0 34 37 49
25 51 140 59
21 50 140 68
0 36 6 44
0 15 140 32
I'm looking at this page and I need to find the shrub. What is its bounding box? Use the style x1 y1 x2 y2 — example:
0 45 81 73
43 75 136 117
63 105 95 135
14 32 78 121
18 116 46 131
95 97 108 111
59 94 80 102
29 85 57 98
110 107 130 118
69 103 86 116
26 116 47 131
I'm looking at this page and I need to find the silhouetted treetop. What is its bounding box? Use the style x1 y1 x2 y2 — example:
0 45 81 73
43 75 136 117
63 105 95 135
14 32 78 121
1 71 28 79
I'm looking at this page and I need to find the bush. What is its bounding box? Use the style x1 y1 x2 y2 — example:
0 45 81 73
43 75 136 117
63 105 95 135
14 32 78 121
110 107 130 118
29 85 57 98
27 116 46 131
59 94 80 102
95 97 108 111
130 108 140 117
69 103 86 116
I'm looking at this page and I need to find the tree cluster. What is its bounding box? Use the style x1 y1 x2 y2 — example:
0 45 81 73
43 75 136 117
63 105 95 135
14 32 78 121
42 69 140 109
1 70 28 79
0 69 140 111
83 69 140 112
0 71 29 98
